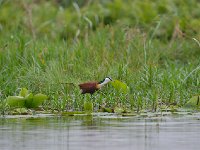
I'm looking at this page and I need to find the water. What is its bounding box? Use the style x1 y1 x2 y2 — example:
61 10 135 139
0 113 200 150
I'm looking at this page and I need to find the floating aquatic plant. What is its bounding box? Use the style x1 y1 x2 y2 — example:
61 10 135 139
111 80 129 94
84 101 93 113
184 95 200 109
6 88 48 109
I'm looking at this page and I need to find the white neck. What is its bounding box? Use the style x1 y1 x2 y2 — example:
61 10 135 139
99 80 110 88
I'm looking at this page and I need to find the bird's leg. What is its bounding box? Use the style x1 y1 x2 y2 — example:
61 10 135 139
90 94 94 100
91 93 97 102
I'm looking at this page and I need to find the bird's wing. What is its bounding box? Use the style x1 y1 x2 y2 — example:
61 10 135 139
78 82 98 89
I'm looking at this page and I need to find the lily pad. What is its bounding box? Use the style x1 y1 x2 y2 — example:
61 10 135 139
6 96 25 108
84 101 93 112
19 88 29 97
24 93 34 108
114 107 124 114
6 88 48 109
10 108 29 115
31 93 48 108
111 80 129 93
184 96 200 109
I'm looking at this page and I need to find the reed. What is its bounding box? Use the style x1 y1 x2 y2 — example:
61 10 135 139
0 0 199 114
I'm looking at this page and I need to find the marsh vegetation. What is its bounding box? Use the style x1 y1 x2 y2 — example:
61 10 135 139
0 0 199 115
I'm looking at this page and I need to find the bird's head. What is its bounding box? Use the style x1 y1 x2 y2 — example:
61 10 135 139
98 77 112 85
104 77 112 82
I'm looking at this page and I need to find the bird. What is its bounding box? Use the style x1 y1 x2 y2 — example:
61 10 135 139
78 77 112 95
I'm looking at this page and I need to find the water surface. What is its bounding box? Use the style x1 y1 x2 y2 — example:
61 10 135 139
0 113 200 150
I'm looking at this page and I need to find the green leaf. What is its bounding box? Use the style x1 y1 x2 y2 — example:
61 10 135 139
30 93 48 108
84 101 93 112
184 95 200 109
19 88 29 97
24 93 34 108
6 96 25 108
5 88 48 109
111 80 129 93
12 108 29 115
114 107 124 114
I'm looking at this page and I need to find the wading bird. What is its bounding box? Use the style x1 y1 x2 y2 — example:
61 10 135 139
78 77 112 95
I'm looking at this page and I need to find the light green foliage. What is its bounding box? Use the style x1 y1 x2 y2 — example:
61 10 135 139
111 80 129 94
6 96 25 108
84 101 93 113
184 96 200 109
10 108 29 115
6 88 48 109
19 88 29 97
100 107 113 113
114 107 124 114
0 0 200 114
26 93 48 108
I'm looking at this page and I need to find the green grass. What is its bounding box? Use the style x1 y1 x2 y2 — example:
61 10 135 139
0 0 200 115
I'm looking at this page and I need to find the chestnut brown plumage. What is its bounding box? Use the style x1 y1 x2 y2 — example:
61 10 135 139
78 77 112 95
79 82 99 94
